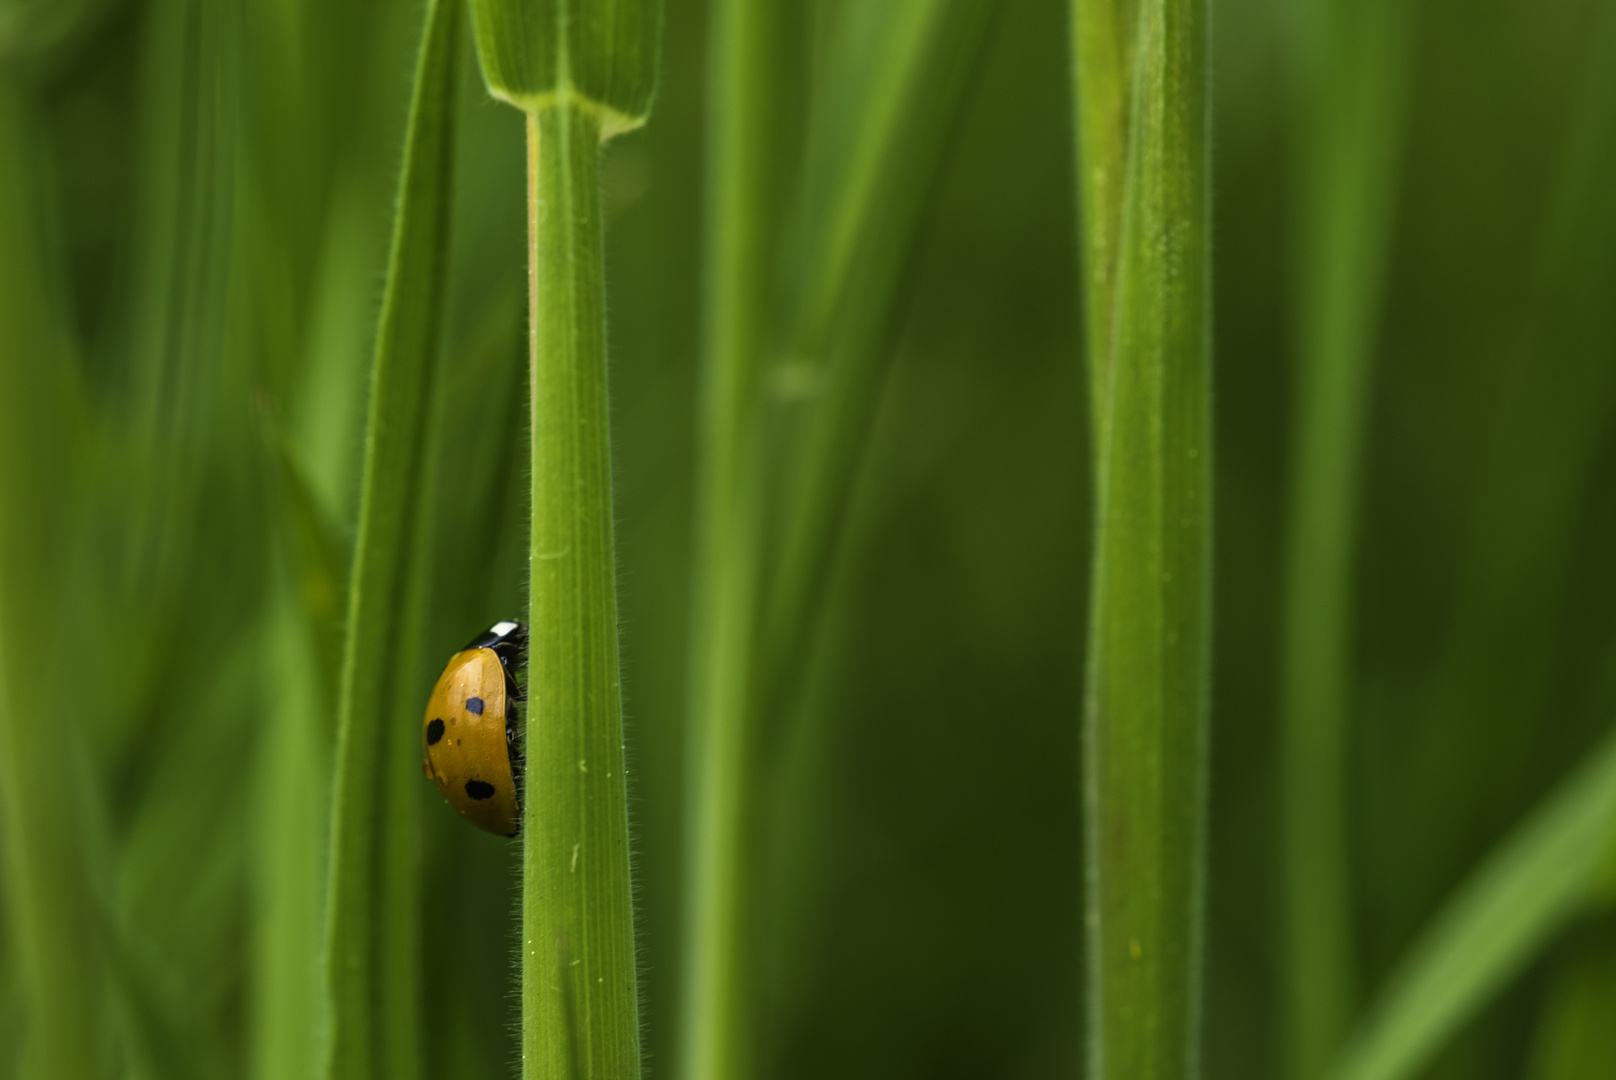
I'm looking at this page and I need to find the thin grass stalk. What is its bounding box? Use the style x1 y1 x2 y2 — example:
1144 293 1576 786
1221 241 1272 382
320 3 459 1077
0 77 105 1080
1277 2 1410 1074
1072 0 1212 1075
681 1 783 1076
522 103 640 1080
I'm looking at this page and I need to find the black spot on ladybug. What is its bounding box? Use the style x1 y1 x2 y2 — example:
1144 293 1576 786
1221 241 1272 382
465 780 496 800
466 696 485 715
426 719 445 745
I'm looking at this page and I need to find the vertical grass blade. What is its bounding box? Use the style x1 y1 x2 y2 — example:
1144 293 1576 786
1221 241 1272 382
1071 0 1213 1076
1320 14 1616 1079
320 3 459 1077
0 77 105 1080
680 1 785 1077
1323 728 1616 1080
759 0 998 710
682 4 999 1075
1277 2 1411 1074
258 591 333 1080
519 97 641 1080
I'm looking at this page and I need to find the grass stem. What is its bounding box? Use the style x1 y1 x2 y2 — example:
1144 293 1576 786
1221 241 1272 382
1072 0 1212 1075
522 102 641 1080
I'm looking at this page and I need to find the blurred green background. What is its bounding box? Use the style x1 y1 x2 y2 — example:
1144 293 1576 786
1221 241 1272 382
1 0 1614 1077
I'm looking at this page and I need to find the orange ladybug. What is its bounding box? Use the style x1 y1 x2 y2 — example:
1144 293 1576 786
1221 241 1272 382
421 620 525 836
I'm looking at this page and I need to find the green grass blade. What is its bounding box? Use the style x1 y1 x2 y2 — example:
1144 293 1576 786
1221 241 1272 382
1315 16 1616 1074
1325 728 1616 1080
682 5 999 1074
253 389 347 1080
520 97 641 1080
257 592 333 1080
1072 0 1213 1075
1277 0 1412 1075
0 76 105 1080
320 2 460 1077
679 1 787 1077
760 0 998 712
106 0 240 765
1329 21 1616 1079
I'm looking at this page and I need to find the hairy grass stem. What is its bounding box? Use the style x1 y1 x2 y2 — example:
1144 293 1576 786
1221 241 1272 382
519 101 641 1080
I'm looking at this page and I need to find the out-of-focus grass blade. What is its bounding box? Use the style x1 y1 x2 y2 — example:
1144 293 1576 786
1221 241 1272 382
1384 0 1616 977
249 236 359 1080
760 0 999 710
257 590 333 1080
1277 0 1412 1074
682 4 999 1076
106 634 261 1079
1071 0 1213 1076
681 2 789 1076
0 76 106 1080
1339 20 1616 1080
1325 728 1616 1080
102 900 207 1080
256 410 350 675
1325 22 1616 1071
114 635 256 1074
321 1 459 1077
103 0 244 777
425 282 527 634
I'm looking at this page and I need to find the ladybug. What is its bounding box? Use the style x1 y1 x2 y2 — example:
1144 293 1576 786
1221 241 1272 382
421 620 526 836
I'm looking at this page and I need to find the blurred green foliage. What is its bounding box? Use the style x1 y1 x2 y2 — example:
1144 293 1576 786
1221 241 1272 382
0 0 1614 1078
